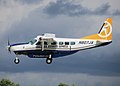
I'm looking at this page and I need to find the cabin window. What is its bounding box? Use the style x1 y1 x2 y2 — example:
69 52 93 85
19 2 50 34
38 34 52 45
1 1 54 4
44 41 48 45
71 42 75 45
59 42 63 45
51 42 57 45
65 42 69 45
29 39 37 45
36 41 41 45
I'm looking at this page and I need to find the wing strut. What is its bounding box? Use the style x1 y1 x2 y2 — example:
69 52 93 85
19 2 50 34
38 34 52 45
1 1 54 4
40 37 44 51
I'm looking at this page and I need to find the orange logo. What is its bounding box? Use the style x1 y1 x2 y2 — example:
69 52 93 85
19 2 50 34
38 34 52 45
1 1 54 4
98 21 112 38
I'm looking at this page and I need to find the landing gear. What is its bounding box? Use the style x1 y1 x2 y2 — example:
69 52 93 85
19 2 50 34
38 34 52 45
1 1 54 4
14 57 20 64
46 59 52 64
46 54 52 64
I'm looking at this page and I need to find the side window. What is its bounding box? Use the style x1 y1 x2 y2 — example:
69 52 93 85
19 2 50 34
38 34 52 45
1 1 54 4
51 42 57 45
59 42 63 45
36 41 41 45
71 42 75 45
29 39 37 45
36 41 47 45
65 42 69 45
44 41 48 45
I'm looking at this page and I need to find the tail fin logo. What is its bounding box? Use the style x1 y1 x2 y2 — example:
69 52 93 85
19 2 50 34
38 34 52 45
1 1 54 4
98 20 112 38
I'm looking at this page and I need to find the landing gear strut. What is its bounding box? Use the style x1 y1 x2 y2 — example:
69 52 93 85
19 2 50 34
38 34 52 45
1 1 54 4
46 54 52 64
14 57 20 64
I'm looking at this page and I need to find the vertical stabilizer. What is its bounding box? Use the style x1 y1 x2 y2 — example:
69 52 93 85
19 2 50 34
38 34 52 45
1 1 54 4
98 18 112 41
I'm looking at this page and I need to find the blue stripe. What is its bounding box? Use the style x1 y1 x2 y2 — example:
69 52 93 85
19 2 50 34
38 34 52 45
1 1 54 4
11 43 28 46
14 50 79 58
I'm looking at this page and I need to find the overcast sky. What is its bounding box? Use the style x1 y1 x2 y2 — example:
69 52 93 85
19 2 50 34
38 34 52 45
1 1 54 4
0 0 120 86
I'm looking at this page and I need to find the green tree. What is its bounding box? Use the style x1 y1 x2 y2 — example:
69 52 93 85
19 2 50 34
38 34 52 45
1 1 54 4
58 83 69 86
58 83 75 86
0 79 19 86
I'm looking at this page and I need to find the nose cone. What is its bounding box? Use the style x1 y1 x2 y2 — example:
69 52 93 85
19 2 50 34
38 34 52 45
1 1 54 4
7 45 18 52
7 45 11 52
7 42 28 52
9 45 18 51
7 45 10 49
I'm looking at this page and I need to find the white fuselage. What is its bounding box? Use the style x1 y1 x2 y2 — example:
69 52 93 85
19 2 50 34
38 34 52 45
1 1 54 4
9 33 111 58
10 37 98 52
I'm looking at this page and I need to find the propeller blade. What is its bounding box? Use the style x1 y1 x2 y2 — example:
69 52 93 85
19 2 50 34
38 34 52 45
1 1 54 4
7 38 11 53
8 46 11 53
8 38 10 46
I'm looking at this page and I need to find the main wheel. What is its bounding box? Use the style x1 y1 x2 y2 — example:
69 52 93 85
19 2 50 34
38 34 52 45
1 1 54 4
46 58 52 64
14 58 20 64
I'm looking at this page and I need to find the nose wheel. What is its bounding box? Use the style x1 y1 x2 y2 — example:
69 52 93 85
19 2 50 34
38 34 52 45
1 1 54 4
46 54 52 64
14 57 20 64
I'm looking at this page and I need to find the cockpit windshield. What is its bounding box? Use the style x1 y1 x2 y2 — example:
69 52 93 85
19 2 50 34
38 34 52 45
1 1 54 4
29 39 37 45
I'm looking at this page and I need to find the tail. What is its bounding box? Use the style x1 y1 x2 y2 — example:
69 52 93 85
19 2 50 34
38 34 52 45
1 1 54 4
98 18 112 41
81 18 112 42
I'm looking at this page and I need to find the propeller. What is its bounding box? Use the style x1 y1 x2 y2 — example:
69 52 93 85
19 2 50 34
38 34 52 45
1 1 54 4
7 38 11 53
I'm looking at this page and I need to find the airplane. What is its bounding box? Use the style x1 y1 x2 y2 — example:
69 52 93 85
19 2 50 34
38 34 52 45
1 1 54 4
7 18 112 64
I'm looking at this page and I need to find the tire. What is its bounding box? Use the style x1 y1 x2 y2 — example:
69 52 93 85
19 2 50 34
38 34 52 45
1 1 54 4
46 58 52 64
14 58 20 64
